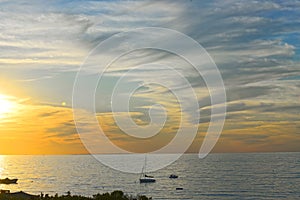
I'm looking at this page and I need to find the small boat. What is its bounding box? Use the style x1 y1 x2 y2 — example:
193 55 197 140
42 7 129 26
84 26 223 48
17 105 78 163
169 174 178 179
140 175 156 183
176 187 183 190
139 156 156 183
0 178 18 184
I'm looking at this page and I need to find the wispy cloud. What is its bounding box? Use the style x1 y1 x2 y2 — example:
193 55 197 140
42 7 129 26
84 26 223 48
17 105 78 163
0 0 299 153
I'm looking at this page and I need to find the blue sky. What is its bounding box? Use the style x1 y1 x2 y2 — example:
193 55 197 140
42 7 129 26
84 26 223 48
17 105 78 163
0 0 299 154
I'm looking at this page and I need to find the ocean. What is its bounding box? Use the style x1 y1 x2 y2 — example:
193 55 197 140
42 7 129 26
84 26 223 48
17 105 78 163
0 153 299 199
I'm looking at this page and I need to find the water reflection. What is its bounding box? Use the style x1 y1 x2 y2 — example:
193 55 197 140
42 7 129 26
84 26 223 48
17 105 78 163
0 155 4 177
0 153 299 199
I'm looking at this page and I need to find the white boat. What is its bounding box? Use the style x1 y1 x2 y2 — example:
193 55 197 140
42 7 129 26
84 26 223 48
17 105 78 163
139 156 156 183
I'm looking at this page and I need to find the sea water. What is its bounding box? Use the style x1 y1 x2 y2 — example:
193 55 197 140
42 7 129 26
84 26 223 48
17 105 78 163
0 153 299 199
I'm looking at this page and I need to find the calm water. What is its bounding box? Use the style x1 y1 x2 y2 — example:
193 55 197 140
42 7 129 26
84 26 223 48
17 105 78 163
0 153 300 199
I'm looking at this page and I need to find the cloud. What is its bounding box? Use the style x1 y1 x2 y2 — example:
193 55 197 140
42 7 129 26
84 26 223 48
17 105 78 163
0 98 87 154
0 0 300 153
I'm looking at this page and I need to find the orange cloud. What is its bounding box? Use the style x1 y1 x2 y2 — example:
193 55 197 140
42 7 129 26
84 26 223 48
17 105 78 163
0 97 87 155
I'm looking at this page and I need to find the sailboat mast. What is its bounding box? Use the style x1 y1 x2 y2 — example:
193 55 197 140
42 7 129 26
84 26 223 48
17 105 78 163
140 154 146 179
144 154 147 175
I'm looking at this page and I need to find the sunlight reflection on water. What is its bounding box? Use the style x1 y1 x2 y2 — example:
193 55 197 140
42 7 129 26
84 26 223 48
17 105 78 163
0 153 299 199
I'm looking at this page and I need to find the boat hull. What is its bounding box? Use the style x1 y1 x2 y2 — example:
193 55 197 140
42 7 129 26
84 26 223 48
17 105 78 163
139 178 156 183
0 178 18 184
169 174 178 179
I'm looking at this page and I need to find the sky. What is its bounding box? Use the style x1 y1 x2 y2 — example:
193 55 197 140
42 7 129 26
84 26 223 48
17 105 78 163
0 0 299 154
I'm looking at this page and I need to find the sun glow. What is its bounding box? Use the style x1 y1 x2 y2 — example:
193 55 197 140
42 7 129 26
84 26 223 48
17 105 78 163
0 95 16 118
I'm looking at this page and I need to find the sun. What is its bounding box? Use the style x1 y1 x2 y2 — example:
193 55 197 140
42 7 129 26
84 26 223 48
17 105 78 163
0 95 15 118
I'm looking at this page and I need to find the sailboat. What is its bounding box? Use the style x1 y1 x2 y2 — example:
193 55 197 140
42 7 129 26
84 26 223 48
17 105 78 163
139 156 156 183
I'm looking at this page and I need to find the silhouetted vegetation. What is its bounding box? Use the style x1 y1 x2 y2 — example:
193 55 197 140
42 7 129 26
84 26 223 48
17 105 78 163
0 190 151 200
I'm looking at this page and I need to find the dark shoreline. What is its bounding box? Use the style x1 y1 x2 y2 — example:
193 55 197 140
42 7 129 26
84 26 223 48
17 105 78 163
0 190 151 200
